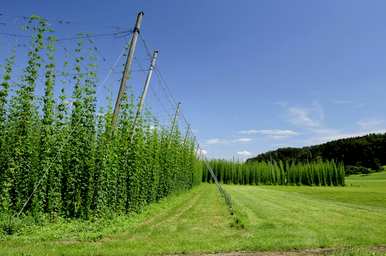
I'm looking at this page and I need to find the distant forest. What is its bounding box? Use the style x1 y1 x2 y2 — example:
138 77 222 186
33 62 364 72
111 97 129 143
247 133 386 175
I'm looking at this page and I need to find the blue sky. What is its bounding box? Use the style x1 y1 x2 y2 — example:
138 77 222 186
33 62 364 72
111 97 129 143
1 0 386 160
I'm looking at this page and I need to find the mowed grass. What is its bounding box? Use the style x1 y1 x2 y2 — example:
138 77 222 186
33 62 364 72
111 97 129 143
0 184 245 256
0 172 385 255
225 172 386 251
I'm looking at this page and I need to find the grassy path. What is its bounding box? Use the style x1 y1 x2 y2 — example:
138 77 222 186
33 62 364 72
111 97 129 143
0 173 385 255
0 184 243 256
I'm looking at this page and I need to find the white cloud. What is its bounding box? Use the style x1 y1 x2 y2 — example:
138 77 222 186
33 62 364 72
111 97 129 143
205 137 252 145
232 138 252 143
259 129 298 136
286 101 324 128
303 118 386 144
205 138 225 145
309 118 385 143
239 129 299 139
237 150 252 157
288 107 320 127
271 101 386 147
239 129 259 135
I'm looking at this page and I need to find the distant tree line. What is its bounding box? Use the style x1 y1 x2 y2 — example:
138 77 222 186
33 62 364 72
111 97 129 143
247 133 386 175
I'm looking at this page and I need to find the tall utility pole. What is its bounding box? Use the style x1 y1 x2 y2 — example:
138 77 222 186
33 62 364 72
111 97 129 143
130 50 159 142
112 11 144 128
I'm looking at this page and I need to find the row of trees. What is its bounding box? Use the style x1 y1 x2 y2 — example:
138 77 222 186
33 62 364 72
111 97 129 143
203 159 345 186
248 133 386 172
0 16 202 219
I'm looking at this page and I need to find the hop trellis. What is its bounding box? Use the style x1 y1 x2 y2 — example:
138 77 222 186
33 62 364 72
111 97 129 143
203 159 345 186
0 16 202 219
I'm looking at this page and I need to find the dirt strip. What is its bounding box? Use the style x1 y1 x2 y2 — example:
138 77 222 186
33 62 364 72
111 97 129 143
172 245 386 256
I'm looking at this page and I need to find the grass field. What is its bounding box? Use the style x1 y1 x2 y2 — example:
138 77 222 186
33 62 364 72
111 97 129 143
0 172 385 255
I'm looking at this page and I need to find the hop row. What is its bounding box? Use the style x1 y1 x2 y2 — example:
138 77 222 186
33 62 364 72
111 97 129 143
203 159 345 186
0 16 202 219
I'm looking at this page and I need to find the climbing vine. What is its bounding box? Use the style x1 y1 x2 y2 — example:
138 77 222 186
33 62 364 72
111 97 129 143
0 16 202 220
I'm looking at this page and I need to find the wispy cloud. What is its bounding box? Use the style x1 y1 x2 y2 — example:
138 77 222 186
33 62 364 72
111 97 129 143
205 137 252 145
239 129 299 139
357 118 385 130
308 118 386 143
288 107 320 127
271 101 386 148
232 138 252 143
237 150 252 157
303 125 386 145
206 138 223 145
286 101 324 128
239 129 260 135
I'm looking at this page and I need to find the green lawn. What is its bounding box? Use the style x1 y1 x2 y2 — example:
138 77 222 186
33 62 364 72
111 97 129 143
0 172 385 255
226 177 386 250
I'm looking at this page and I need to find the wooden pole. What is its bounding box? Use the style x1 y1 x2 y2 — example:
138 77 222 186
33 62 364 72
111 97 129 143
130 50 159 142
112 11 144 128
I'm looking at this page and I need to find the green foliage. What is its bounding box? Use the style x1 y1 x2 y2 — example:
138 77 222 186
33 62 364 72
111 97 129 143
6 16 47 214
0 16 202 220
0 52 16 212
204 159 345 186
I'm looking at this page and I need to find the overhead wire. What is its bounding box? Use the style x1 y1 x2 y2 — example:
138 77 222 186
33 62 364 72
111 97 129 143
133 55 173 128
0 30 131 41
138 33 193 135
137 31 232 211
0 12 131 31
56 30 131 42
139 33 179 107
